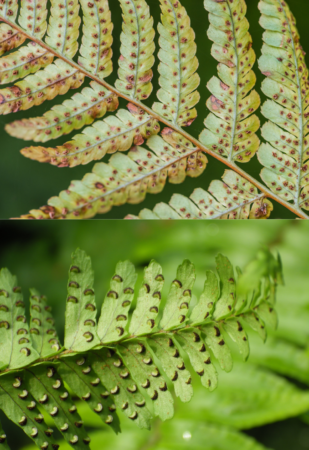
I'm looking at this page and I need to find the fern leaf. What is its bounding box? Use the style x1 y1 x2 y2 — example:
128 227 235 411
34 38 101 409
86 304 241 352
0 59 84 115
119 341 174 421
0 23 26 55
0 268 39 370
21 106 159 167
0 42 53 85
152 0 200 127
5 83 118 143
45 0 80 58
223 319 249 361
126 170 273 219
212 254 235 320
20 132 206 219
64 249 100 352
147 335 194 403
242 312 267 342
159 259 195 330
0 0 18 21
18 0 47 39
115 0 155 100
0 373 59 449
78 0 113 79
90 348 152 429
200 0 260 163
97 260 137 344
175 329 218 391
57 357 120 432
190 270 218 325
258 0 309 211
129 260 164 337
25 364 91 449
29 288 62 357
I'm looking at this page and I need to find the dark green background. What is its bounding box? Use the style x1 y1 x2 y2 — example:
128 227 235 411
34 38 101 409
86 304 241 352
1 0 308 219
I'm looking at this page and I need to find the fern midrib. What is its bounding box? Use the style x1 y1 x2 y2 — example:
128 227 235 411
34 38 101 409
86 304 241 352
26 92 112 132
0 67 79 103
167 0 181 126
0 305 265 374
94 2 100 75
129 0 140 100
0 49 49 74
61 0 68 55
208 192 265 220
52 146 200 218
226 0 239 163
279 1 304 207
63 117 151 158
31 0 37 35
0 16 308 219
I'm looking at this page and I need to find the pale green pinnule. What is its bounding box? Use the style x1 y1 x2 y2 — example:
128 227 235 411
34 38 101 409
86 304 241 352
0 373 58 449
0 0 18 21
148 335 193 402
242 312 266 342
190 270 219 325
21 107 160 167
127 170 273 220
212 254 236 320
203 324 233 372
201 0 260 163
0 42 53 85
255 301 277 330
6 83 118 143
29 288 62 358
98 261 137 344
58 357 120 432
175 329 218 391
119 341 174 421
258 0 309 211
0 23 26 55
152 0 200 127
223 319 250 361
20 132 206 219
64 249 100 352
25 364 91 449
160 259 196 330
18 0 47 38
90 348 152 429
0 59 84 115
78 0 113 79
0 268 39 371
115 0 155 101
45 0 80 58
129 260 164 336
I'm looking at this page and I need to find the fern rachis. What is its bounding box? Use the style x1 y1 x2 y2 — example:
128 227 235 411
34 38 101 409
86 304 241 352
0 248 282 449
0 0 309 218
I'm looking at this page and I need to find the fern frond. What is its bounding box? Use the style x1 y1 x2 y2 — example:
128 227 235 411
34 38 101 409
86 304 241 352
258 0 309 212
152 0 200 127
5 82 118 142
0 23 26 55
0 249 282 449
0 0 18 21
126 170 273 219
200 0 260 163
0 59 84 114
78 0 113 79
115 0 155 101
20 105 160 167
19 132 207 218
0 42 53 85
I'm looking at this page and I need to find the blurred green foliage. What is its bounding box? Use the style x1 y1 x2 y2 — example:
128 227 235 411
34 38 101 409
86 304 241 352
0 220 309 449
1 0 309 219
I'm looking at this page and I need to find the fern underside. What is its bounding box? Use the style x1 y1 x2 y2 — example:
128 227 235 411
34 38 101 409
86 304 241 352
0 0 308 218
